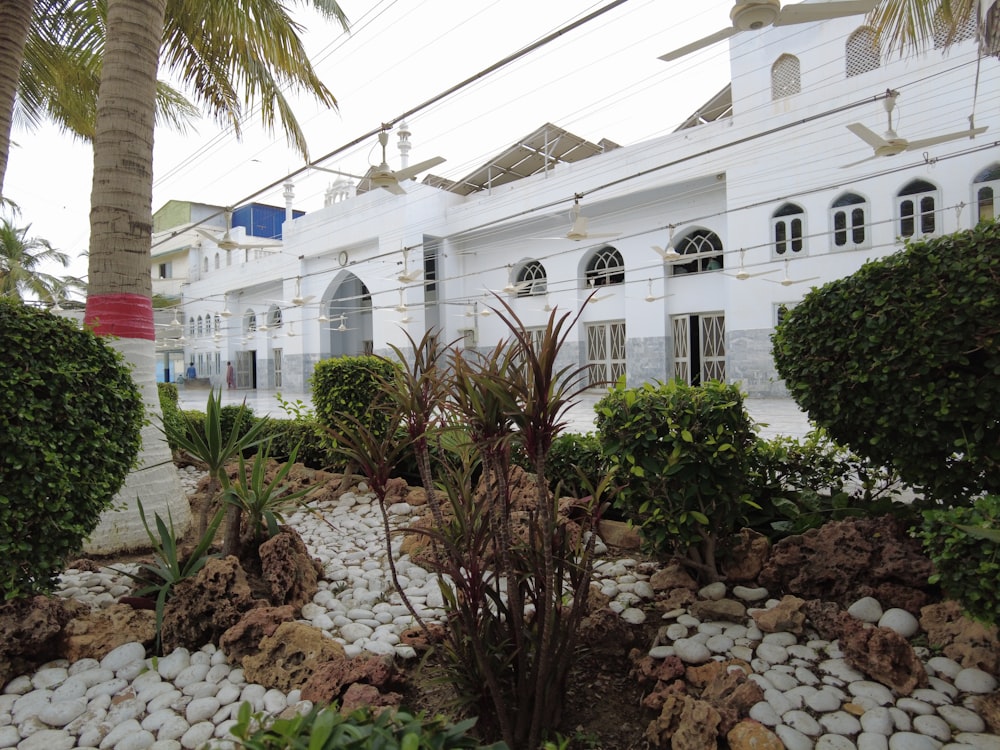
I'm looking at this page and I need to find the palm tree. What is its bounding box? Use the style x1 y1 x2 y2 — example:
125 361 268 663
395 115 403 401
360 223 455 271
81 0 347 552
869 0 999 55
0 216 72 301
1 0 348 199
0 0 36 199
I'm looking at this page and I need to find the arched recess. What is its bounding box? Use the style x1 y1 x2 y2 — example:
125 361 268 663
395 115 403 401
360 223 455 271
320 271 374 359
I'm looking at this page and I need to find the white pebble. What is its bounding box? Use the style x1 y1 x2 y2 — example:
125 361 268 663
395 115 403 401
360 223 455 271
775 725 814 750
816 735 856 750
179 721 215 750
888 732 942 750
878 608 920 638
99 643 146 673
848 597 883 623
913 714 952 742
16 729 75 750
937 705 986 733
954 669 997 695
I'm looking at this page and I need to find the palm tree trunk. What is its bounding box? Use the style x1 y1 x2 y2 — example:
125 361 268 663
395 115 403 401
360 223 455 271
82 0 191 553
0 0 35 199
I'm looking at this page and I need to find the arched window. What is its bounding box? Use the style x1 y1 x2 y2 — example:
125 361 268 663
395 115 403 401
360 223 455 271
672 230 724 275
245 311 257 333
771 54 801 99
269 306 283 329
772 203 806 256
898 179 938 239
585 247 625 287
214 314 221 334
203 256 209 273
196 316 204 336
846 27 880 77
515 260 548 296
188 316 195 336
933 8 976 48
831 193 869 249
973 163 1000 224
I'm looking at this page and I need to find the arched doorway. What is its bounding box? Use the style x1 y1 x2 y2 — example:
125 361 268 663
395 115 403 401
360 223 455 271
322 272 373 358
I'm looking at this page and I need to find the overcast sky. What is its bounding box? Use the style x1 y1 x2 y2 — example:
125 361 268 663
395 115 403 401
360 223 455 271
4 0 738 283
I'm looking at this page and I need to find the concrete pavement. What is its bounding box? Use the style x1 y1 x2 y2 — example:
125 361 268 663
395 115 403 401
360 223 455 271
175 385 812 440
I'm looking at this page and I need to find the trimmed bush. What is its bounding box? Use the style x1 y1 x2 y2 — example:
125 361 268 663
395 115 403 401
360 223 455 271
772 220 1000 503
595 379 757 580
917 494 1000 625
0 300 143 599
261 416 339 469
513 431 607 500
157 382 184 452
312 355 399 445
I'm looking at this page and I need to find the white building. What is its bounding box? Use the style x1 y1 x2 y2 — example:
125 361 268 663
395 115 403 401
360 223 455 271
177 13 999 397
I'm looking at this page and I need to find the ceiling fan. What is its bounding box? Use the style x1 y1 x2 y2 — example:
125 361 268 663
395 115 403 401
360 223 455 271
641 278 672 302
269 277 316 307
659 0 877 61
843 90 988 166
396 246 423 284
366 128 445 195
724 249 781 280
764 259 820 287
324 314 356 333
196 209 281 251
536 196 619 242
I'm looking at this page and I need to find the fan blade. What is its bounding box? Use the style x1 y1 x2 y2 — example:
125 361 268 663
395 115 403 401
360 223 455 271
394 156 446 182
380 180 407 195
659 26 738 61
904 126 989 151
196 228 221 242
774 0 877 26
846 122 890 149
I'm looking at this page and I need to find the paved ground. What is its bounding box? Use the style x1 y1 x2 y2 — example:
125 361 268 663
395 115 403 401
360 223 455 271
176 385 812 439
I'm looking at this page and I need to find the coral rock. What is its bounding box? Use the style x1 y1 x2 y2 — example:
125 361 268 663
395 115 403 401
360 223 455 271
649 564 699 592
721 529 771 583
689 598 746 624
61 603 156 662
339 683 403 714
759 515 932 609
243 621 345 691
644 693 721 750
920 600 1000 675
977 692 1000 734
259 528 323 610
726 719 784 750
219 605 298 666
0 595 84 687
300 653 401 705
752 595 807 634
161 556 259 652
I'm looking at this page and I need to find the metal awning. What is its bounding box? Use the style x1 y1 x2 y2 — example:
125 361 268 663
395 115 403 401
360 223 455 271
445 122 619 196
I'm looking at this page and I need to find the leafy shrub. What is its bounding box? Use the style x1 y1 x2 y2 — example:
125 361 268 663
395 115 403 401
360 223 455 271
312 355 399 444
0 300 143 599
158 383 185 452
595 379 757 580
226 702 507 750
916 494 1000 625
772 220 1000 503
743 430 911 539
512 432 607 500
260 416 339 469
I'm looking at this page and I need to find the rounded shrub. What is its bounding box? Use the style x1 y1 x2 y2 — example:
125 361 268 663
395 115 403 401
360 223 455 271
0 300 143 599
311 355 399 446
772 220 1000 503
157 382 184 452
595 379 757 579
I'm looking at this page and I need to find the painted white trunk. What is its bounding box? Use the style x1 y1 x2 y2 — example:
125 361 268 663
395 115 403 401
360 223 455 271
83 336 191 553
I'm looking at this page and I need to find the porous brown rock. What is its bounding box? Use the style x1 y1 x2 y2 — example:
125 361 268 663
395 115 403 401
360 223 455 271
300 653 401 704
0 595 85 687
920 600 1000 674
977 692 1000 733
721 528 771 583
161 556 259 652
805 606 927 695
759 515 933 610
243 621 346 691
219 605 298 665
649 564 699 592
578 606 636 654
597 519 641 550
60 603 156 661
726 720 784 750
689 598 746 623
339 682 403 714
258 528 323 609
644 693 721 750
752 595 808 634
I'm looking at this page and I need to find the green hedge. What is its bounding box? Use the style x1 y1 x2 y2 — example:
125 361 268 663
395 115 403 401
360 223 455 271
312 355 400 448
772 220 1000 503
0 300 143 599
